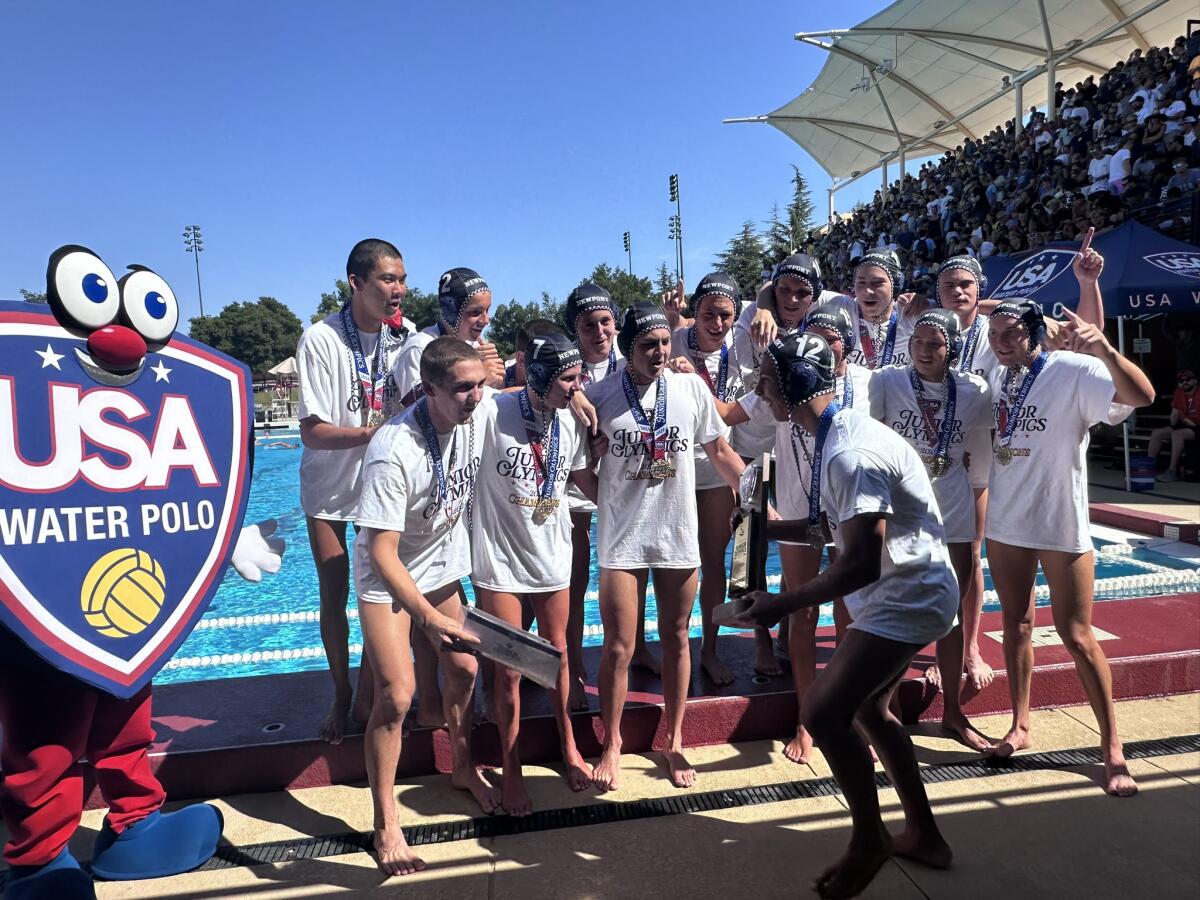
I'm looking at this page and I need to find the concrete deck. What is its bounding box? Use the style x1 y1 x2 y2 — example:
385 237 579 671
10 693 1197 899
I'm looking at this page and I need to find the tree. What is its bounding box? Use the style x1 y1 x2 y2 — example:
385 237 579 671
788 165 815 246
653 261 676 298
485 291 564 358
311 279 350 324
19 289 46 304
188 297 303 375
584 263 652 313
763 203 793 267
715 221 767 299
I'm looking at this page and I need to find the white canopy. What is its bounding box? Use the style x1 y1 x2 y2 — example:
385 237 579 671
267 356 297 376
728 0 1194 185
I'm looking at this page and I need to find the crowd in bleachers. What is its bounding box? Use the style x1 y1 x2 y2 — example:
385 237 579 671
805 35 1200 294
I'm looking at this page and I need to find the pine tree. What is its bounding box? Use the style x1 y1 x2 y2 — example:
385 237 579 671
764 203 793 267
715 221 767 299
654 261 676 298
788 165 816 248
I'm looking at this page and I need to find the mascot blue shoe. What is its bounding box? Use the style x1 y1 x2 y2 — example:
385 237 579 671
4 847 95 900
89 805 223 881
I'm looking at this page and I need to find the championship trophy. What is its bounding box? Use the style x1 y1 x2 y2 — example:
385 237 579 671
715 454 771 627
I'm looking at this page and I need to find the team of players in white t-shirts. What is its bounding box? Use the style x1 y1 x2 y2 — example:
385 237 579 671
296 240 1154 885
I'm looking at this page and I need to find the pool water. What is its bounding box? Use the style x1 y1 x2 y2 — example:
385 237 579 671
158 433 1200 684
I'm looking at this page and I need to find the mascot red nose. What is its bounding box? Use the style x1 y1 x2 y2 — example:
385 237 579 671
0 246 282 899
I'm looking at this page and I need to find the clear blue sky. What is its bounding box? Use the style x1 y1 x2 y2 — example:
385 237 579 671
0 1 892 328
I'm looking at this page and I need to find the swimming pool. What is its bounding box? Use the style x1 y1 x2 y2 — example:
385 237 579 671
158 433 1200 684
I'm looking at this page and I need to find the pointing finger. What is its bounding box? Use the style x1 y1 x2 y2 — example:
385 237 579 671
1079 226 1094 255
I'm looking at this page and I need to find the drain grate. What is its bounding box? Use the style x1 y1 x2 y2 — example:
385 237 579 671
2 732 1193 886
186 732 1200 871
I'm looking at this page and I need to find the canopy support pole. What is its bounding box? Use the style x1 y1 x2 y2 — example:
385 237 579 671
1119 316 1132 492
828 186 835 221
1014 79 1024 136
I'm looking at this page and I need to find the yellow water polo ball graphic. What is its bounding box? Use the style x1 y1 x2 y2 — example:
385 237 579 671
80 549 167 638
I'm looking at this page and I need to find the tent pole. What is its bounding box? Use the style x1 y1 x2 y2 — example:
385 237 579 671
1119 316 1131 492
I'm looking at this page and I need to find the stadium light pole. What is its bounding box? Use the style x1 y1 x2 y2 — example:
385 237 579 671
668 174 683 287
623 231 632 275
182 224 206 317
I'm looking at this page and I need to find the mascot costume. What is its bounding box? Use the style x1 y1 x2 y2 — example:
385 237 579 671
0 245 284 898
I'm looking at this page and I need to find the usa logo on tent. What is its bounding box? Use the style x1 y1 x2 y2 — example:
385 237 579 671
989 249 1077 300
1144 252 1200 281
0 247 251 697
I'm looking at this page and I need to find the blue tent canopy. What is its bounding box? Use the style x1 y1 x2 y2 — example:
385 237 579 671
982 221 1200 318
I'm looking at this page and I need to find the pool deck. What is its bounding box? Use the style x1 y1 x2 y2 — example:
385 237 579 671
13 693 1199 899
1088 466 1200 543
63 591 1200 807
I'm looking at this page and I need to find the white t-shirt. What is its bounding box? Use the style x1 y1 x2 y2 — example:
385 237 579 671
297 313 416 520
737 394 813 525
353 395 489 599
822 295 916 369
670 326 746 489
1108 147 1132 182
392 326 441 409
588 369 724 569
985 352 1133 553
869 367 992 543
470 392 589 592
951 311 1002 382
568 348 626 513
820 409 958 645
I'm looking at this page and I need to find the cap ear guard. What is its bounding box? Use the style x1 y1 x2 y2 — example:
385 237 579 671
526 360 549 395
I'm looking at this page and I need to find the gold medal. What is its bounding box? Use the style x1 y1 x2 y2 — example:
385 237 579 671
928 455 950 478
532 497 558 525
367 408 385 428
995 446 1013 466
650 457 676 480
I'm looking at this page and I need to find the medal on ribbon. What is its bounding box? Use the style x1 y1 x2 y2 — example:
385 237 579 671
859 308 898 369
994 354 1046 466
339 305 392 426
839 369 855 409
414 398 462 530
788 401 842 550
518 388 562 526
958 315 982 373
686 327 730 401
622 370 673 480
909 367 956 479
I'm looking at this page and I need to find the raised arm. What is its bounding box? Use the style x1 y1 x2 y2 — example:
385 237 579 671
1071 227 1105 330
1060 308 1154 407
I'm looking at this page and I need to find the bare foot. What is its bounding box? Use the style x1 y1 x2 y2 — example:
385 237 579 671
700 649 735 686
964 653 995 692
319 697 351 745
814 833 892 899
753 643 783 677
373 827 425 877
941 711 994 752
783 726 813 764
664 748 697 788
1104 758 1138 797
989 726 1033 759
500 769 532 817
892 828 953 870
591 744 622 792
631 646 661 676
451 766 502 814
568 676 590 712
924 664 942 691
563 747 593 792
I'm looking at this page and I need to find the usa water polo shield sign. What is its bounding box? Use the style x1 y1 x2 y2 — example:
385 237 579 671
0 301 252 696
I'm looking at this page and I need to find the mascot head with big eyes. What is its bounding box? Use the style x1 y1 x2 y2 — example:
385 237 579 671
0 246 253 697
45 245 181 385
